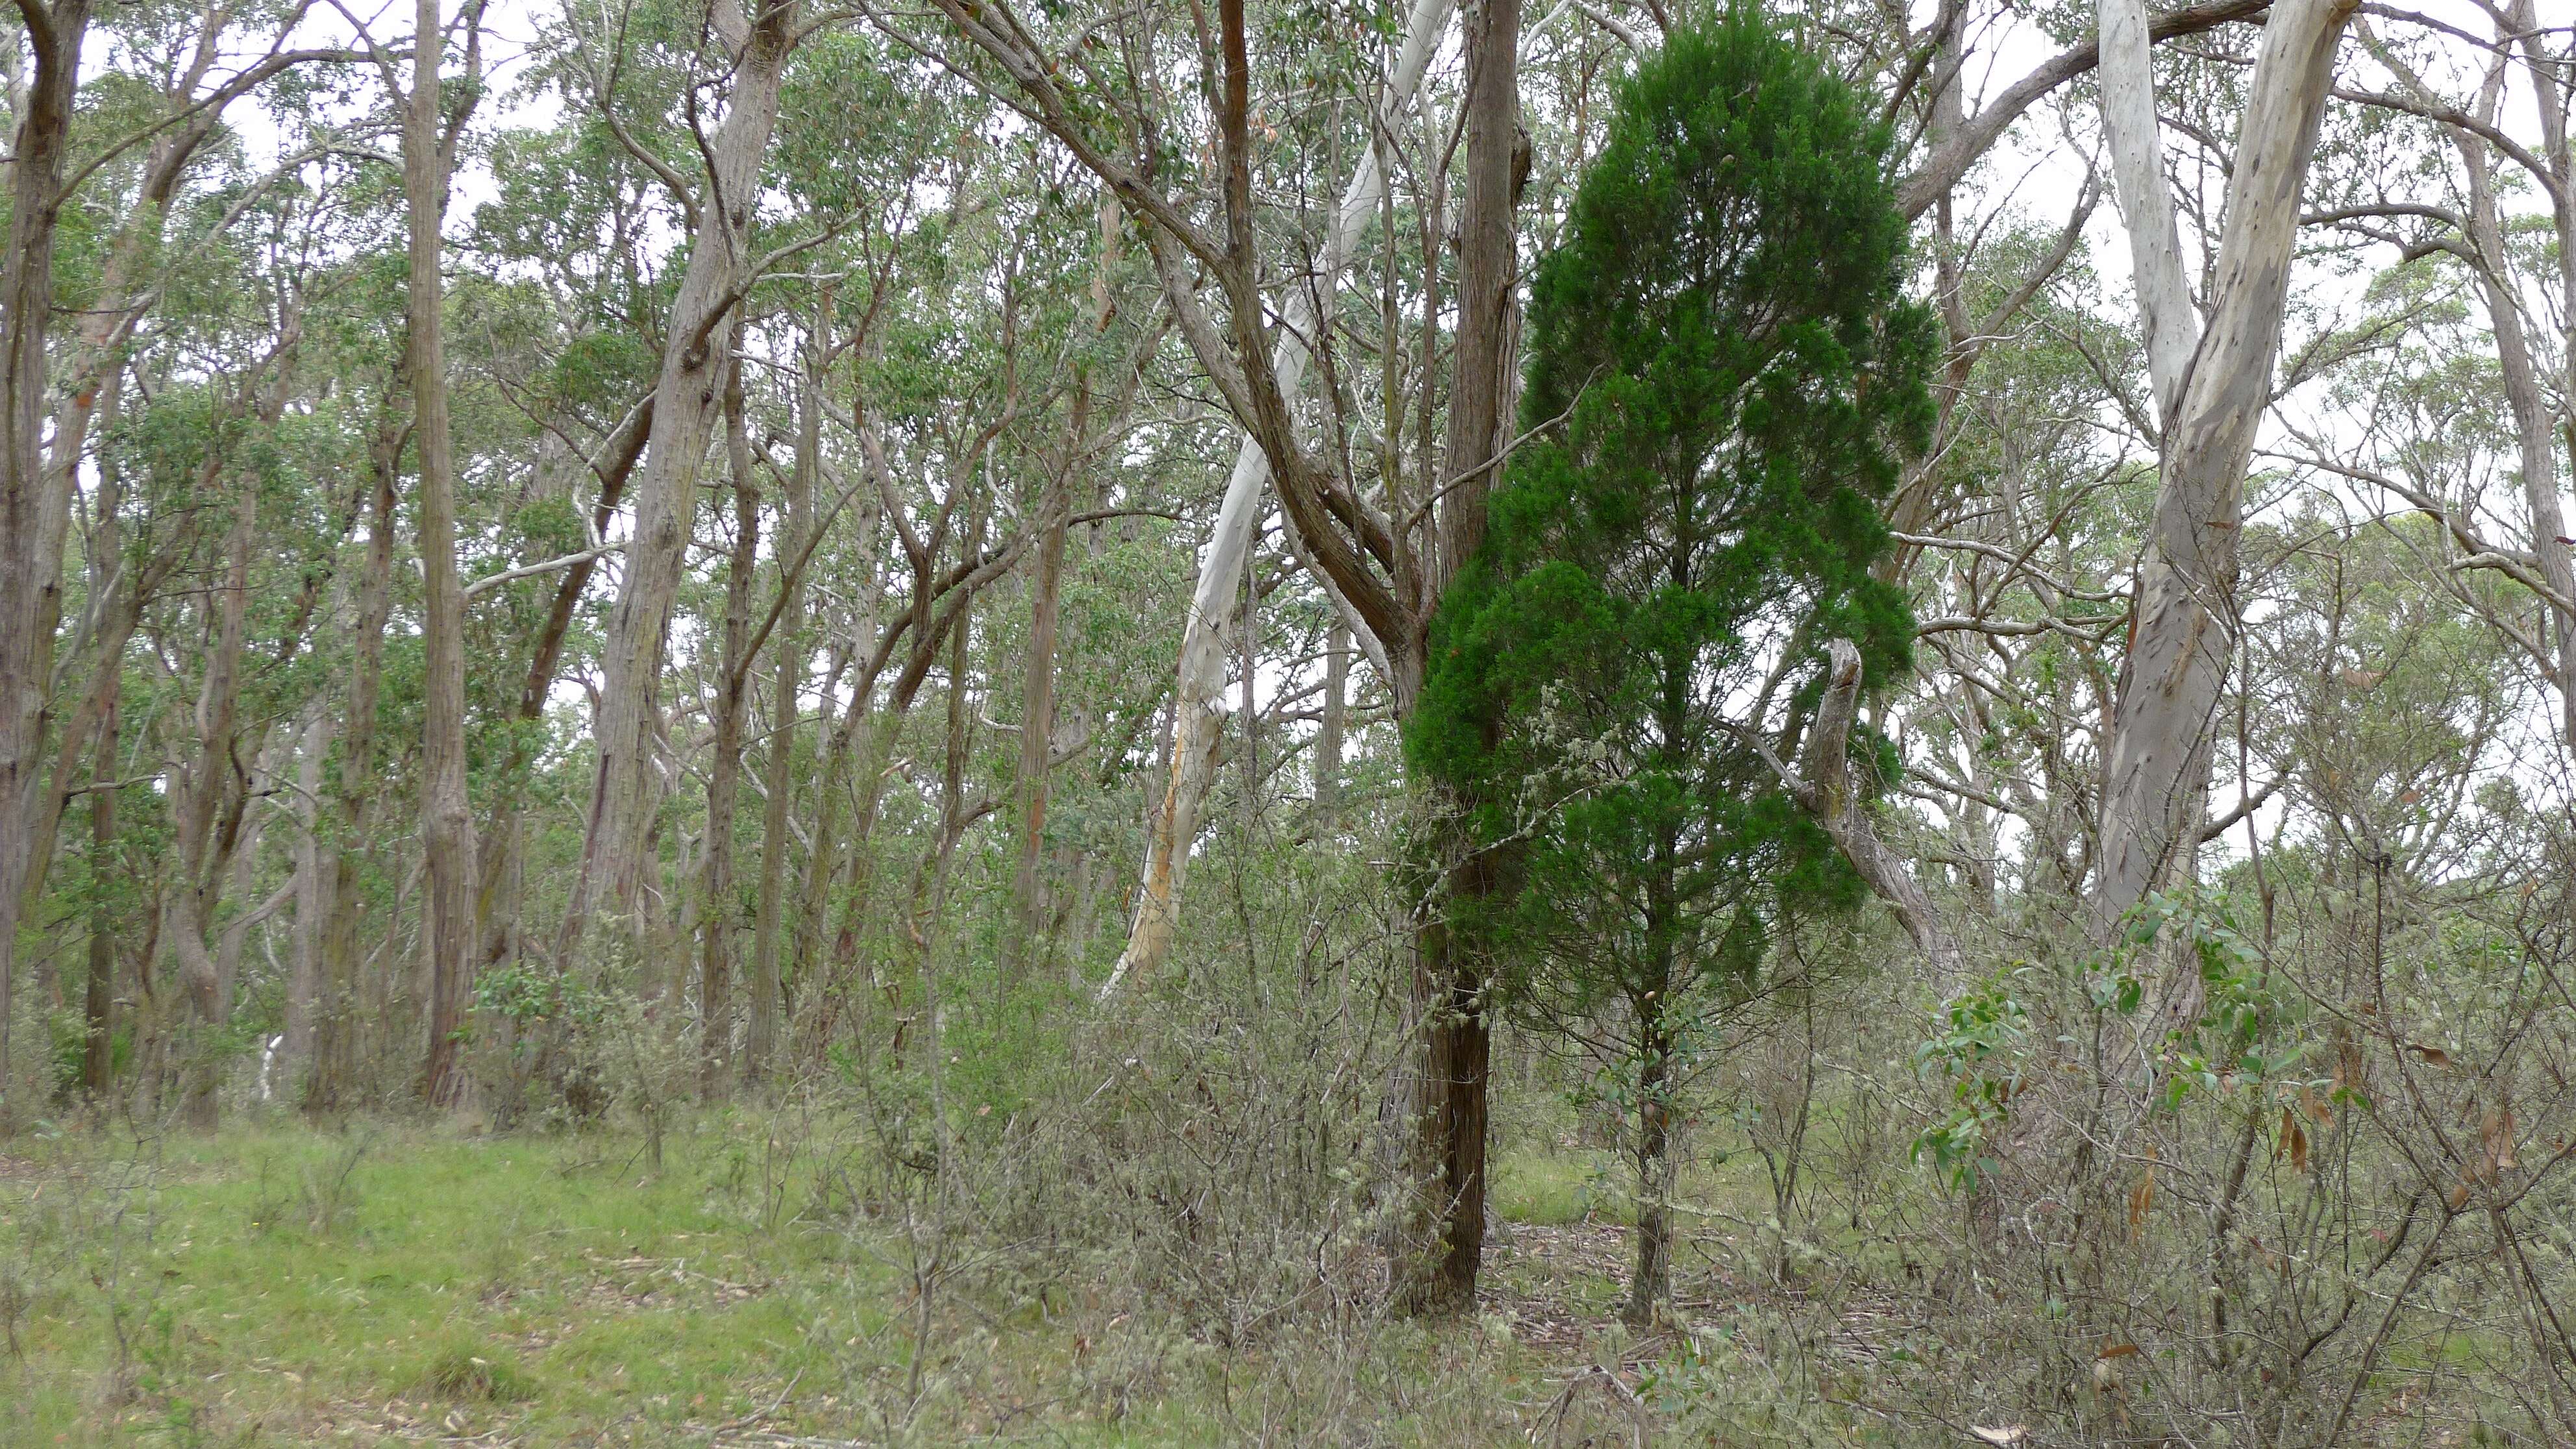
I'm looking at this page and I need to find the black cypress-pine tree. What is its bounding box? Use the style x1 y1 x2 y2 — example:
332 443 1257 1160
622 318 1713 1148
1405 8 1935 1323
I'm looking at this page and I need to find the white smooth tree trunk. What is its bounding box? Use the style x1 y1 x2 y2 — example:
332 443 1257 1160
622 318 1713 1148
2091 0 2355 982
1103 0 1452 996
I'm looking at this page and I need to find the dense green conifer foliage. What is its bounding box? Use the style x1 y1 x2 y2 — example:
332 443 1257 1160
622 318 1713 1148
1404 8 1935 1320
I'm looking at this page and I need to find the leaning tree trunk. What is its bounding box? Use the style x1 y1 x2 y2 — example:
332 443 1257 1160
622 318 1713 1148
2482 0 2576 752
565 1 799 968
1103 0 1453 997
2091 0 2354 1011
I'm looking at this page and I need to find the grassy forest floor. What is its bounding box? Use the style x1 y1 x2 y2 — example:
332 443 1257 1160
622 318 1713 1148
4 1116 1851 1448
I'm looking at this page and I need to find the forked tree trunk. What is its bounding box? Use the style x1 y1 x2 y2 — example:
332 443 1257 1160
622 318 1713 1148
2092 0 2355 1001
1104 0 1454 997
2464 5 2576 751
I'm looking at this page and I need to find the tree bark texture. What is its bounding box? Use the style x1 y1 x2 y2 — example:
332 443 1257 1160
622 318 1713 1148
410 0 486 1109
567 1 799 966
0 0 94 1116
2092 0 2355 993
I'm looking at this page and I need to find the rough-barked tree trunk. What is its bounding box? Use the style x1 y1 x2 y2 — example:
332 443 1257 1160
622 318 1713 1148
745 311 824 1087
80 696 118 1100
283 704 329 1084
0 0 94 1114
167 460 260 1131
698 363 762 1098
1012 397 1075 970
1394 0 1522 1317
311 410 405 1115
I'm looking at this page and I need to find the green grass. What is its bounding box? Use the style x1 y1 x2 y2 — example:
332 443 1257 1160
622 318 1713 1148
1492 1149 1618 1226
7 1121 865 1446
1 1116 1564 1446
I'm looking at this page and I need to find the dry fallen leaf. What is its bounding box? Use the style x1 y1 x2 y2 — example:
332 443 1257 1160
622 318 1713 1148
1970 1426 2029 1446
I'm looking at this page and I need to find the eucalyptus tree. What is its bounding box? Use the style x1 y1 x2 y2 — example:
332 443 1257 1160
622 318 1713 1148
2088 0 2357 990
0 0 92 1111
565 0 817 968
1 0 360 1113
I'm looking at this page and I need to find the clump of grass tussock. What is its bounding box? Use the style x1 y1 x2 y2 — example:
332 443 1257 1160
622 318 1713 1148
413 1334 538 1404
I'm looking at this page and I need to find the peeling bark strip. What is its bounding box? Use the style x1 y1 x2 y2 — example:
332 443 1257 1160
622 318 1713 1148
1102 0 1454 997
2092 0 2356 989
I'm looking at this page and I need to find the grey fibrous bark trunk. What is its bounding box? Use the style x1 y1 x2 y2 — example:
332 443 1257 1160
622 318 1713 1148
410 0 487 1109
1102 0 1452 997
0 0 93 1117
169 464 258 1131
746 317 823 1087
566 0 801 968
1013 421 1072 968
284 705 328 1082
80 697 118 1100
311 413 403 1115
2091 0 2355 997
1317 621 1346 823
699 365 761 1098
